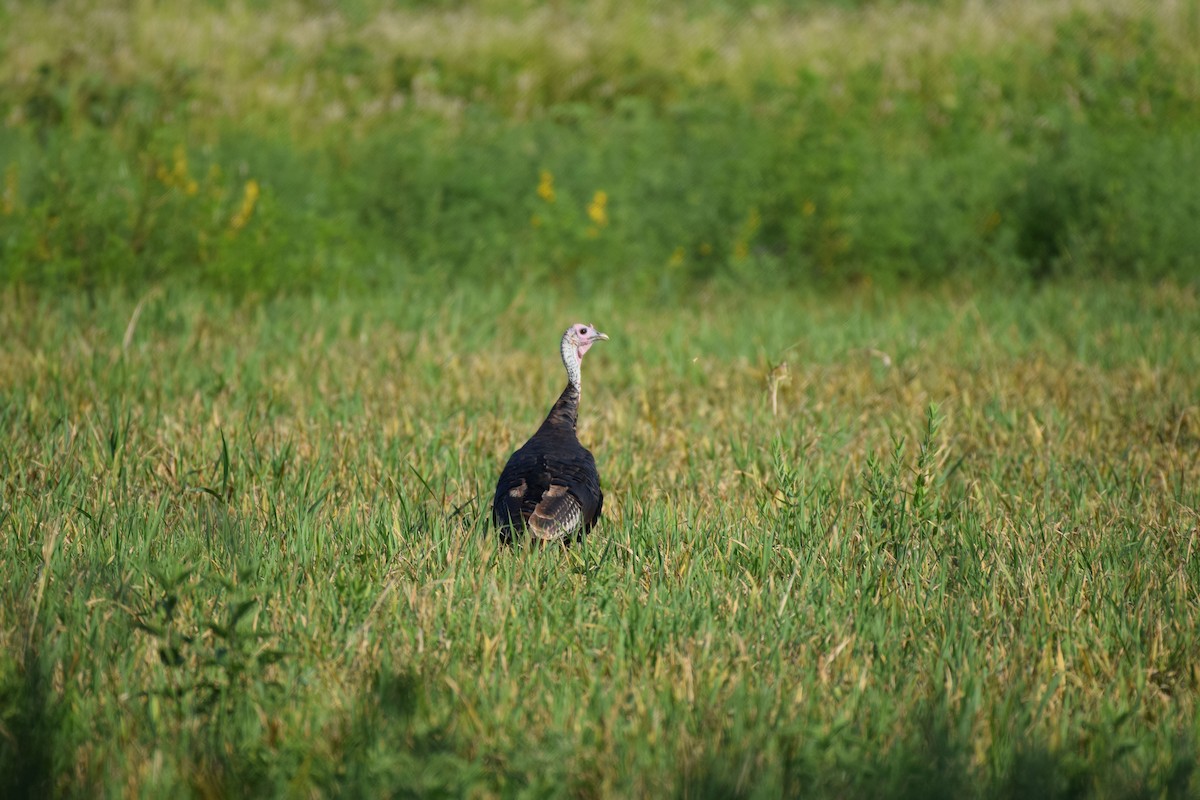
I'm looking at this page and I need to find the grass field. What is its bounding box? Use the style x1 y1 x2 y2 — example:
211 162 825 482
2 282 1198 796
2 0 1200 796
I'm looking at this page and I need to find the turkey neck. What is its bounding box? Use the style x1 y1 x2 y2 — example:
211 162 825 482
540 382 580 432
540 336 583 432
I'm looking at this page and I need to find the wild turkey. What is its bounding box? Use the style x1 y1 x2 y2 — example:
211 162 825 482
492 323 609 544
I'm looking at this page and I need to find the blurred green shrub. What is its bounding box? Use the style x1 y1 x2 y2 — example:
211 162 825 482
0 3 1196 294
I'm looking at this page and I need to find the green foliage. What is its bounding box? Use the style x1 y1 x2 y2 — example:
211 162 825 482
1 1 1198 293
1 1 1199 790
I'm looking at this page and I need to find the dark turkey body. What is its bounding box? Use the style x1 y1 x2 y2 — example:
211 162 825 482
492 383 603 543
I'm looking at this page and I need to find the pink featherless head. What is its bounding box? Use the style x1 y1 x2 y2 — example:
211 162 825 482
565 323 609 361
561 323 609 391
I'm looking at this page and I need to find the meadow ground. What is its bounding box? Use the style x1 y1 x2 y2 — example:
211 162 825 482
1 281 1198 797
2 0 1199 795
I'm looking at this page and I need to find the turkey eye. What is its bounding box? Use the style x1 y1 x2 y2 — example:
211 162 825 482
579 327 587 334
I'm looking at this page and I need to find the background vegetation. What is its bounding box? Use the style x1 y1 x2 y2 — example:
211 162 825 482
2 0 1199 797
1 0 1198 293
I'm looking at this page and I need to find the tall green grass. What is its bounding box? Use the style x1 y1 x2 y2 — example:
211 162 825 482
1 0 1198 293
2 282 1198 796
2 1 1199 795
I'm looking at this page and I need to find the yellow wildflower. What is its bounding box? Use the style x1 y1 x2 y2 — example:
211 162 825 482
668 246 685 268
802 200 816 216
230 179 260 231
172 145 189 183
537 170 556 203
587 190 608 226
745 207 761 234
156 145 198 195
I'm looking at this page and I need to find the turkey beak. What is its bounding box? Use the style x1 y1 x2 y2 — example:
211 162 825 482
594 331 609 342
